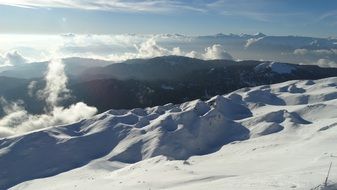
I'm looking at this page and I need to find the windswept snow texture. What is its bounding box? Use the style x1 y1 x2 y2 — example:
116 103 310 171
1 78 337 189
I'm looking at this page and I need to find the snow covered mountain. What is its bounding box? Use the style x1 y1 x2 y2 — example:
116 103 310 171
2 77 337 189
4 56 337 116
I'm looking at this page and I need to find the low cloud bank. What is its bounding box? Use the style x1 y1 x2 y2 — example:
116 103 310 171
0 51 27 67
294 48 337 68
316 59 337 68
202 44 234 60
186 44 233 60
1 33 337 67
105 38 234 62
0 59 97 138
294 48 337 56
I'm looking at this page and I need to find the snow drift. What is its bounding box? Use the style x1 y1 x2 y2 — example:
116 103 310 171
1 77 337 189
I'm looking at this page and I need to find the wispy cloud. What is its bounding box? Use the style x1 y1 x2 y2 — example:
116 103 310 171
0 0 205 13
206 0 305 22
317 10 337 26
0 59 97 137
221 11 304 22
319 10 337 21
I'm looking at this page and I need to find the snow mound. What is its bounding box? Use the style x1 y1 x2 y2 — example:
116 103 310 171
2 77 337 189
249 122 284 137
244 109 310 126
0 97 251 189
244 89 286 105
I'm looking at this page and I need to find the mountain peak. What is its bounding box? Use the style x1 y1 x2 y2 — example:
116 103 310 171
253 32 266 37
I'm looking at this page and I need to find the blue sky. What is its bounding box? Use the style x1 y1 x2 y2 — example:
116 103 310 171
0 0 337 37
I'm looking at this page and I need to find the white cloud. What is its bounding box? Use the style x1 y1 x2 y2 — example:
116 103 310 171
207 0 304 22
0 56 5 67
102 38 184 62
122 40 233 61
293 48 309 55
317 10 337 25
0 51 27 66
245 37 264 48
294 48 337 56
0 35 61 63
293 48 337 67
185 51 199 59
0 34 238 64
185 44 233 60
0 0 205 13
317 59 337 68
59 35 192 62
0 126 14 137
28 81 38 97
38 59 70 109
299 58 337 68
0 59 97 138
0 101 97 137
61 36 233 62
135 38 172 58
0 97 25 115
202 44 233 60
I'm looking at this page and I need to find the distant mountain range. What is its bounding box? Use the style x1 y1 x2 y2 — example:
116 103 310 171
193 33 337 64
0 57 111 79
1 56 337 115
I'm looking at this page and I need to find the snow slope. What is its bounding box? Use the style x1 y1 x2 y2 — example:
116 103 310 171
255 62 296 74
2 78 337 189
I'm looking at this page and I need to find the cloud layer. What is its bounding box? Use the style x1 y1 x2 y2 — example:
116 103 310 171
1 33 337 68
293 48 337 67
58 34 234 62
203 44 233 60
316 59 337 68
